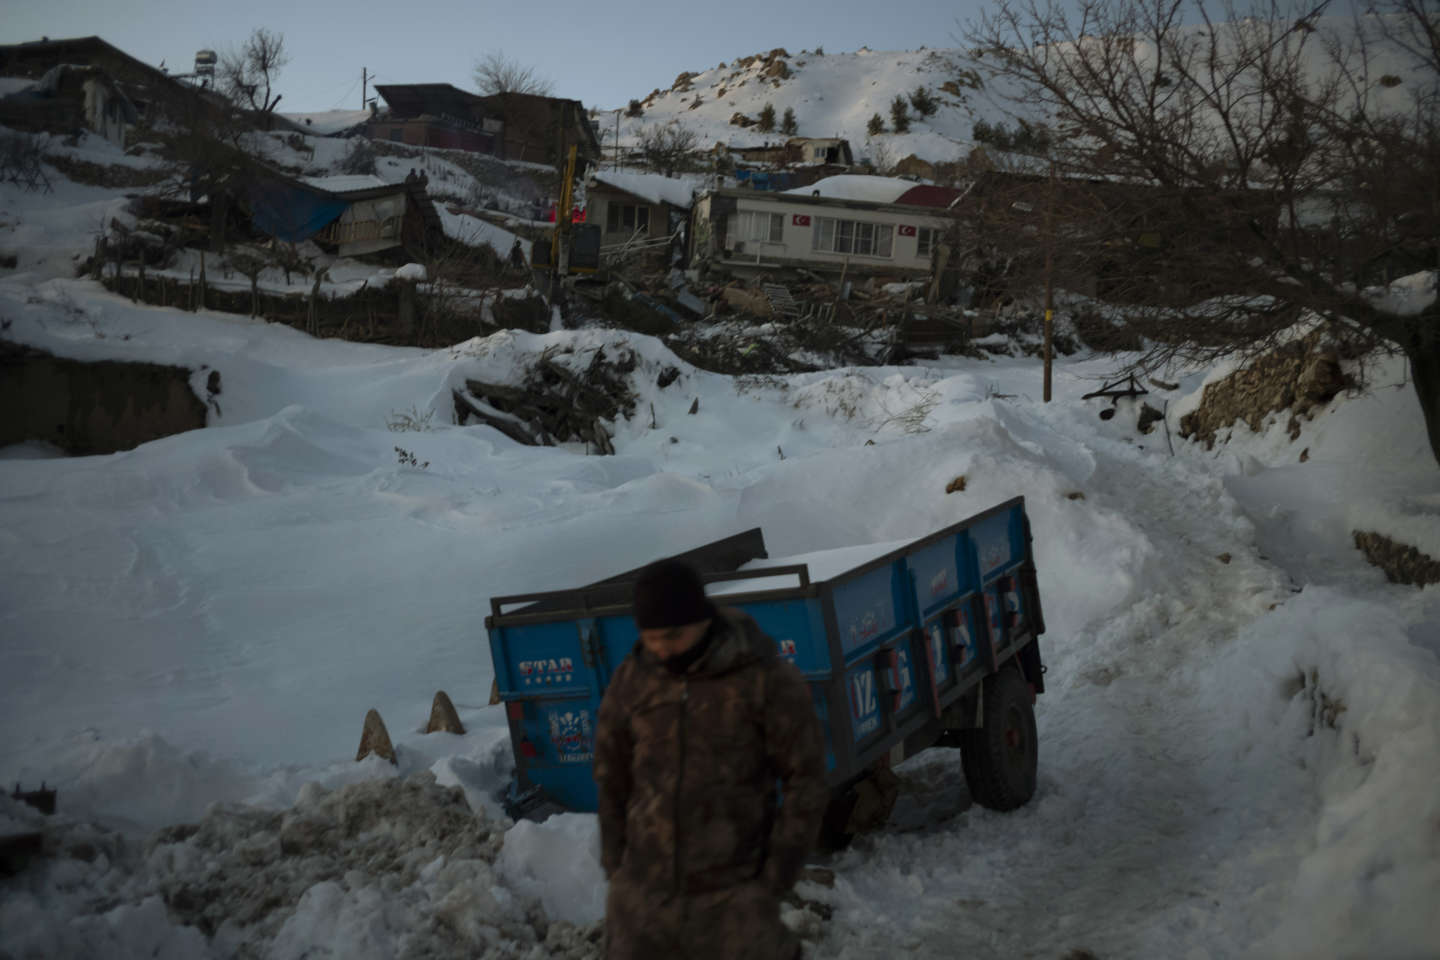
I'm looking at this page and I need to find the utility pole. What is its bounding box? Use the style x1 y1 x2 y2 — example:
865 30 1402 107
361 67 367 111
614 108 622 171
1042 156 1056 403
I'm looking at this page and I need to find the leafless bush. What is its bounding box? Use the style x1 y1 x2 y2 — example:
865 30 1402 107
472 51 553 96
0 132 51 193
636 123 700 176
218 28 289 118
338 138 377 175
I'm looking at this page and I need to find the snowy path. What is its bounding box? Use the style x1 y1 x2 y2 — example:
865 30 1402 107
811 415 1318 959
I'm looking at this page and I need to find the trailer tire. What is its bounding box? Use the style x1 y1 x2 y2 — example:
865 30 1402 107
960 667 1037 812
818 784 859 851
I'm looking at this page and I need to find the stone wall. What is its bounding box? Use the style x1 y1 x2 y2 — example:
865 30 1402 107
1 340 207 455
1178 334 1350 448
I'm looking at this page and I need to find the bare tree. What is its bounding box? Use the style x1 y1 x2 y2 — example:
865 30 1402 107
218 28 288 118
472 51 553 96
637 123 699 176
961 0 1440 464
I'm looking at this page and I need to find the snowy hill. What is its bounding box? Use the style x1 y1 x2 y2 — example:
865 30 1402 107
608 14 1429 168
611 47 993 167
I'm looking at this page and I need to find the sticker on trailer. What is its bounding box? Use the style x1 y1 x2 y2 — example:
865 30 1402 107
953 606 977 667
928 623 952 687
518 657 575 686
777 638 797 658
848 668 880 739
835 566 897 654
973 514 1013 576
546 707 593 762
895 646 917 713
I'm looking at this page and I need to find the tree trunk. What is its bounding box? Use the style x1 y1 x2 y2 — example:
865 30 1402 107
1402 306 1440 470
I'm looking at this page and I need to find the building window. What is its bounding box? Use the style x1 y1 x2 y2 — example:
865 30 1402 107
389 128 403 141
917 227 936 257
607 201 650 234
813 217 893 257
734 210 783 244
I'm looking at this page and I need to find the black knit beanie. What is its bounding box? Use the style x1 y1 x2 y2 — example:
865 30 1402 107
632 559 715 629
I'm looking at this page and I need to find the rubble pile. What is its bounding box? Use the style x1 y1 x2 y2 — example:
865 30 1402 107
455 344 640 454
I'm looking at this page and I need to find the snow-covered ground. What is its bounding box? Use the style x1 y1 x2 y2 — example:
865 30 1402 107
1 263 1437 957
3 127 1439 958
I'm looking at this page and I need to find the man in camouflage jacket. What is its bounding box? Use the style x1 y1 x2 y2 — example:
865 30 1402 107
594 558 827 960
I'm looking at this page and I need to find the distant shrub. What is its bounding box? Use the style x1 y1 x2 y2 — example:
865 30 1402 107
758 102 777 132
972 118 1052 155
867 112 886 136
889 95 910 133
781 106 798 135
626 98 644 117
909 85 938 117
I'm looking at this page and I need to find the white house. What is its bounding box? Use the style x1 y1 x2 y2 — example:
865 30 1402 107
690 176 962 279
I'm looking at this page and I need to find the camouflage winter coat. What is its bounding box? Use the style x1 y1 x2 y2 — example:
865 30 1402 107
593 607 827 896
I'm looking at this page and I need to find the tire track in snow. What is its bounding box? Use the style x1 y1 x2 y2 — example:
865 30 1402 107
811 422 1304 959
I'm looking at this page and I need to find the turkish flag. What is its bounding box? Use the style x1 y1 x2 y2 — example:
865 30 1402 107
792 214 811 226
898 224 917 236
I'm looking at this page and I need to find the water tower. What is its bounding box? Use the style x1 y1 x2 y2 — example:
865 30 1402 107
194 49 217 86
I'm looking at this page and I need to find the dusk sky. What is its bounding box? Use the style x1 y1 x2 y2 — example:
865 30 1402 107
4 0 981 113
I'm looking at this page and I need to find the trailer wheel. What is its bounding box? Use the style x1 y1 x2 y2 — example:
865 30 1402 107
818 785 859 852
960 667 1037 812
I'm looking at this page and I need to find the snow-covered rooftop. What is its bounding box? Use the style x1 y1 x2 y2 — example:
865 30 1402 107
300 174 392 195
783 174 916 204
281 110 374 137
590 170 702 209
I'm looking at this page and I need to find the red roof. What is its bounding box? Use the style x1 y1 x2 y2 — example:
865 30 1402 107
894 184 964 208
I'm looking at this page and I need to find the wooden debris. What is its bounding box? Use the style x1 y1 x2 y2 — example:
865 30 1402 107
946 475 967 494
425 690 465 735
1217 553 1232 564
688 397 700 415
356 708 398 764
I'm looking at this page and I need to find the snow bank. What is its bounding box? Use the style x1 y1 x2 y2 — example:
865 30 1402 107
1215 587 1440 957
0 774 604 960
497 814 607 928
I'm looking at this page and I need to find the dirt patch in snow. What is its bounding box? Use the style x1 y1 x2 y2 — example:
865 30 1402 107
1352 530 1440 586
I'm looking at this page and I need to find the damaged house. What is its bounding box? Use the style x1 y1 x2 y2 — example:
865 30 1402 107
585 170 699 251
0 64 137 147
237 168 439 257
691 175 960 280
370 83 504 154
0 36 234 135
370 84 601 170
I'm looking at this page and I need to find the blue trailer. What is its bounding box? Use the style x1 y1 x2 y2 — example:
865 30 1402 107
486 496 1047 838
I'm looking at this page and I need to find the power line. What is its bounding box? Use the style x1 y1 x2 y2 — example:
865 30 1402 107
328 75 361 111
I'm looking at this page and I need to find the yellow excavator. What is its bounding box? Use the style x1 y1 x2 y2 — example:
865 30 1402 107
531 145 600 279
